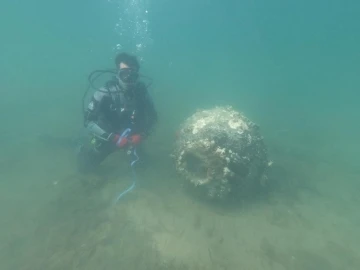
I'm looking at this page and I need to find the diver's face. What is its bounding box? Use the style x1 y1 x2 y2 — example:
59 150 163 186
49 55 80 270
118 62 138 85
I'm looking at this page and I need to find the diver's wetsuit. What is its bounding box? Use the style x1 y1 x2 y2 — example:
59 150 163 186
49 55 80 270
77 77 157 173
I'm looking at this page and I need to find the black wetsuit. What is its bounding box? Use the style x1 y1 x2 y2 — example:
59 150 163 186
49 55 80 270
77 77 157 173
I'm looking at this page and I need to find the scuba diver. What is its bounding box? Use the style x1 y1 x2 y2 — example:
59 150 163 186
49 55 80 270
77 52 158 173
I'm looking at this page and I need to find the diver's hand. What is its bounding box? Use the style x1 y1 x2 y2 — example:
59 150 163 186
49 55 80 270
111 133 128 148
129 134 141 145
110 133 141 148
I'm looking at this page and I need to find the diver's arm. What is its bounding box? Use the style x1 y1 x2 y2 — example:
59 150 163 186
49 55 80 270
85 121 113 141
84 92 113 141
146 96 158 132
140 91 158 138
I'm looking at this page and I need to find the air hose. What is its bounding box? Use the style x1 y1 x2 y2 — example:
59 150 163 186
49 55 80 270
114 128 140 204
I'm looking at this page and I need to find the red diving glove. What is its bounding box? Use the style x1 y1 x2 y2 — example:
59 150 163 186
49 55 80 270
129 134 142 145
111 133 141 148
111 134 128 148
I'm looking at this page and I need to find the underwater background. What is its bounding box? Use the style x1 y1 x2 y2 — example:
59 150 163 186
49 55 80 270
1 0 360 269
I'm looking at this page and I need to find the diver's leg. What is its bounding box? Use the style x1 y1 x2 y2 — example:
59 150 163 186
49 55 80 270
76 138 114 173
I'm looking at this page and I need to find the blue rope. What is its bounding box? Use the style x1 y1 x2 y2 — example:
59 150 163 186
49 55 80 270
114 128 140 204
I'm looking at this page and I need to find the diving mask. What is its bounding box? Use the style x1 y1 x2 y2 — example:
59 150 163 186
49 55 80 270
118 68 139 84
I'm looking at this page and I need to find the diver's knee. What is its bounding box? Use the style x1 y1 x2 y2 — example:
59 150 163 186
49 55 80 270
76 146 95 173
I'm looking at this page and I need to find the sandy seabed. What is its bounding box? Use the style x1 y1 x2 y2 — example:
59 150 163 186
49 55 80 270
0 137 359 270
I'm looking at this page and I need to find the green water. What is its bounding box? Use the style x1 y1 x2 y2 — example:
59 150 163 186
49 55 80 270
1 0 360 269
